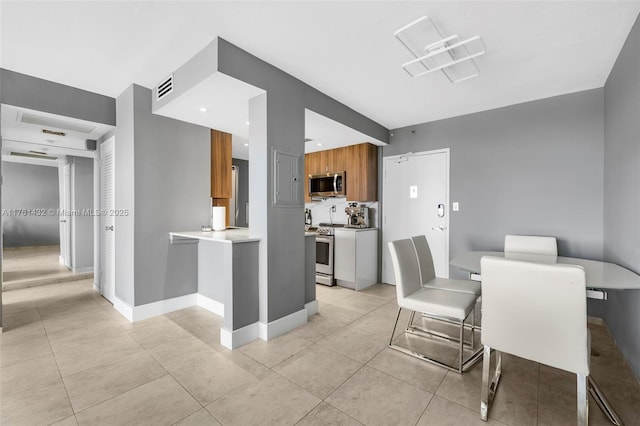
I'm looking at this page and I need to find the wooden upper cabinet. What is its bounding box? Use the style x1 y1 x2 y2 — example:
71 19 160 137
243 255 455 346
345 143 378 202
304 143 378 202
211 129 232 199
330 147 346 172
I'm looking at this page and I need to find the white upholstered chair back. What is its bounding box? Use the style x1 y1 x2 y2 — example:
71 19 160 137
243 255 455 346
411 235 436 283
388 239 423 303
480 256 589 375
504 235 558 256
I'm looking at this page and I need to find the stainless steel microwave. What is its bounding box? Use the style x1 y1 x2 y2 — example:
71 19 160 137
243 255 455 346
309 172 345 198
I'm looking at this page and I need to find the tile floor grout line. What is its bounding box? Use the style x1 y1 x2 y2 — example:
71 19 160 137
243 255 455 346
412 391 437 426
6 280 640 425
32 290 77 422
292 400 325 426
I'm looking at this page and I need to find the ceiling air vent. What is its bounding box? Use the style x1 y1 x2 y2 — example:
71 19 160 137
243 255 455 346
42 129 66 137
157 74 174 101
10 151 57 160
21 112 95 133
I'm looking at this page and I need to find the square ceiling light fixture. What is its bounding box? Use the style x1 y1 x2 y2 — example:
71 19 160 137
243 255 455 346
395 16 486 83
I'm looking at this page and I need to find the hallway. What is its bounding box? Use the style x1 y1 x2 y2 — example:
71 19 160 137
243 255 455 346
2 245 93 291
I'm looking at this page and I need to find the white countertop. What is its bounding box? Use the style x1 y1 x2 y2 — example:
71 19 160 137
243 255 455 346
336 227 378 232
170 228 260 244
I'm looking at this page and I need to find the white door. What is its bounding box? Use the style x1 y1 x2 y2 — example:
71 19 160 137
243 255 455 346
382 149 450 284
60 164 71 269
100 139 115 302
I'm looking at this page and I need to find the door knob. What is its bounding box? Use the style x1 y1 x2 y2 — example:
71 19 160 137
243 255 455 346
432 226 446 231
105 225 114 231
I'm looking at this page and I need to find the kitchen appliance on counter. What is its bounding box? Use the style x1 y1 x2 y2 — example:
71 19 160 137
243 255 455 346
314 223 344 286
309 172 345 198
345 203 370 228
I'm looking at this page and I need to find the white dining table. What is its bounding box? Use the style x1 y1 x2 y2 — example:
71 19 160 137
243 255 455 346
450 251 640 300
451 251 637 425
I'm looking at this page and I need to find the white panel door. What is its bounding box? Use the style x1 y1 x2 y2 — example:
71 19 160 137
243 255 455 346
100 139 115 302
382 150 449 284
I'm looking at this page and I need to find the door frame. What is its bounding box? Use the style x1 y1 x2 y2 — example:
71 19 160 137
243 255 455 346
60 162 72 268
382 148 450 281
97 136 116 302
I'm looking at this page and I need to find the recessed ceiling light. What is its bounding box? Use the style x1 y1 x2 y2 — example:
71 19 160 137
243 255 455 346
244 143 249 147
245 121 250 125
199 107 208 112
317 143 323 146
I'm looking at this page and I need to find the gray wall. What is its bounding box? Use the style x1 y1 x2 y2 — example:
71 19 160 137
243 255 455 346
0 68 115 126
603 13 640 378
385 89 605 272
71 157 94 272
2 162 60 247
232 158 249 227
132 85 210 306
218 38 389 324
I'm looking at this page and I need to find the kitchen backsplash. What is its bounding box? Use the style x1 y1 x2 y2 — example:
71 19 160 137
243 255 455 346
305 199 378 228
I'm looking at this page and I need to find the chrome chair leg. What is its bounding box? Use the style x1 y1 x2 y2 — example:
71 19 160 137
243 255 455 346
588 376 624 426
471 307 476 349
480 346 502 422
577 374 589 426
390 308 402 346
389 307 483 373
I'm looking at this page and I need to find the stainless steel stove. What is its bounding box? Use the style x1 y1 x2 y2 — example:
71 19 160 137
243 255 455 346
313 223 344 286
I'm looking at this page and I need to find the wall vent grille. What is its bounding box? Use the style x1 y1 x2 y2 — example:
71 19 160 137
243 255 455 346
157 74 174 101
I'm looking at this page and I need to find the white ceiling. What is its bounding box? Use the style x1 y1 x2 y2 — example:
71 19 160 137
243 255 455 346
305 110 386 154
1 1 639 132
152 70 386 159
1 104 114 161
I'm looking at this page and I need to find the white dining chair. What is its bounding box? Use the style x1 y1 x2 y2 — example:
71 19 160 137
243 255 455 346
411 235 481 297
479 256 590 425
388 239 482 373
504 234 558 256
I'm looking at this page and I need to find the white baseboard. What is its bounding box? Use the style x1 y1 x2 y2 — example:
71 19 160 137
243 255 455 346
305 300 318 317
220 322 259 349
197 294 224 317
73 266 94 274
93 282 101 293
113 297 134 322
114 293 198 322
113 293 225 323
258 307 307 341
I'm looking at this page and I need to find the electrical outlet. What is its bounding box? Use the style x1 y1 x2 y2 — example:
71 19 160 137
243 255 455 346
331 205 336 212
453 202 459 211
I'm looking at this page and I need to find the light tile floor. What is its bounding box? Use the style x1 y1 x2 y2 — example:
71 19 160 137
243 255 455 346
1 279 639 425
3 246 93 291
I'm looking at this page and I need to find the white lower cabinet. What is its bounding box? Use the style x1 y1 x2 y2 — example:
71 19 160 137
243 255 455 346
334 228 378 290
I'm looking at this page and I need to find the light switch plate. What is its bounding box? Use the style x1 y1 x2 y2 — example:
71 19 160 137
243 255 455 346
409 185 418 199
452 202 459 211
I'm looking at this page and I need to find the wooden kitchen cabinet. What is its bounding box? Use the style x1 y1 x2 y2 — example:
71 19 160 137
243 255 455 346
211 129 232 199
345 143 378 202
211 129 232 225
304 142 378 202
